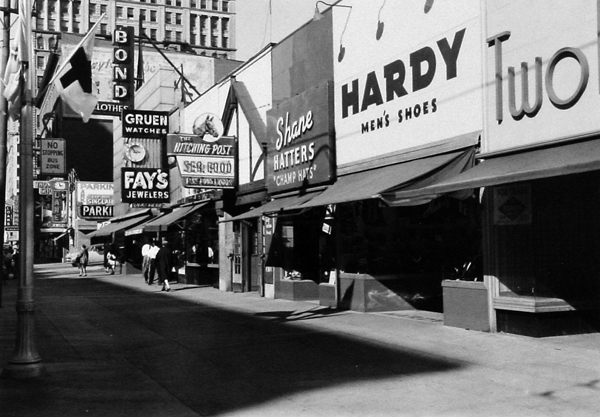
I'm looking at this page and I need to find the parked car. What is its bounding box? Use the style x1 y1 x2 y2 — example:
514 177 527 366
66 244 105 266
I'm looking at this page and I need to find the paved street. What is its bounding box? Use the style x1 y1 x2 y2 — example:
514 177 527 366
1 264 600 416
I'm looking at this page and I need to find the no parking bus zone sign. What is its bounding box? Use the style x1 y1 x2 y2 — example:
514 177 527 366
40 138 66 176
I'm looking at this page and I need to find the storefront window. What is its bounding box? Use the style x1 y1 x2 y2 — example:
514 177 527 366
186 211 218 265
493 173 600 301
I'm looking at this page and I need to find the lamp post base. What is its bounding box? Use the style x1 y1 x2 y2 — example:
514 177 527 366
2 360 46 379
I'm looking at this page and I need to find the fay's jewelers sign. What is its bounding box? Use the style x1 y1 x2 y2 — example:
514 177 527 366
121 168 170 203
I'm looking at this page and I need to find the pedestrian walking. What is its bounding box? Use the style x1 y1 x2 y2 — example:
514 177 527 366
141 238 151 283
155 240 173 292
77 244 89 277
105 245 118 275
147 239 160 285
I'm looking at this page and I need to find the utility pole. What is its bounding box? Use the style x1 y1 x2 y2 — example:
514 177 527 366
1 0 45 379
0 0 12 308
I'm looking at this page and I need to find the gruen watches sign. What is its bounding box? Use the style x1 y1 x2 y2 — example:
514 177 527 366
40 138 66 175
121 168 170 203
122 109 169 139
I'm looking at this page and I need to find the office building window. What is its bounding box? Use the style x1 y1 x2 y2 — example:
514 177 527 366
175 31 182 42
100 23 108 35
37 56 45 69
141 10 146 21
128 8 134 19
37 36 45 49
101 4 107 14
201 0 207 9
213 1 219 11
73 1 81 15
166 12 172 23
49 37 56 49
150 29 157 40
151 10 157 22
117 6 124 18
223 1 229 12
175 13 182 25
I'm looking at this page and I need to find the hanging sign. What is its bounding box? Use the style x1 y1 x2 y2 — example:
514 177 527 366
40 138 66 175
167 132 235 189
121 168 170 203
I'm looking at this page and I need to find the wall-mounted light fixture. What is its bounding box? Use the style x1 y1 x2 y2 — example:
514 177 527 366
313 1 352 62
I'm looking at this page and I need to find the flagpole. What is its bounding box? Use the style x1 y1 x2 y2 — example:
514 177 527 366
2 0 45 379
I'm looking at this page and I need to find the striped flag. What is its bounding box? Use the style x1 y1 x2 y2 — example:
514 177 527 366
2 4 27 120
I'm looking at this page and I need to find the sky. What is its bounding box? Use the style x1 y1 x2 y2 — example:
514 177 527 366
235 0 317 61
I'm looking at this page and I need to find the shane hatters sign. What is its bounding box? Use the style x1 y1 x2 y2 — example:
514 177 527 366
266 81 334 193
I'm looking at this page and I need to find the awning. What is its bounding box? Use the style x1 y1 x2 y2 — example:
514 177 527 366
88 214 152 238
224 191 322 222
140 201 210 232
394 138 600 199
296 148 475 209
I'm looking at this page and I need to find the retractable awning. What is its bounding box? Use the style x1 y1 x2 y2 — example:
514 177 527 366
88 214 153 238
223 191 322 222
141 201 210 232
296 147 475 209
393 138 600 199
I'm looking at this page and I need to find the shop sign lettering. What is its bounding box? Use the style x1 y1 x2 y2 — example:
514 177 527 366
121 168 170 203
340 28 465 120
76 182 114 220
489 32 589 123
266 81 334 193
167 134 236 190
122 109 169 138
40 139 66 175
113 26 134 103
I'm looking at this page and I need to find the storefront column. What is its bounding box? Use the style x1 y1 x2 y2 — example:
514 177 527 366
482 189 498 332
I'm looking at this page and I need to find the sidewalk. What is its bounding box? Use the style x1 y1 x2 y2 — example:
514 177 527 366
1 263 600 416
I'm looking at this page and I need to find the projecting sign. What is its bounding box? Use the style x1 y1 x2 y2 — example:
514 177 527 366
40 138 66 175
121 168 170 203
166 133 235 189
122 109 169 138
76 182 114 220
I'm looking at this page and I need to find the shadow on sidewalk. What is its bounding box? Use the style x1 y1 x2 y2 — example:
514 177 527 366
0 269 466 416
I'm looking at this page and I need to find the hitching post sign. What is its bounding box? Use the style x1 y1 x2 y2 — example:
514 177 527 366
40 138 66 175
166 133 236 189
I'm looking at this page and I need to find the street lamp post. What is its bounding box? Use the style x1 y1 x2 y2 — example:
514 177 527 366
1 0 45 379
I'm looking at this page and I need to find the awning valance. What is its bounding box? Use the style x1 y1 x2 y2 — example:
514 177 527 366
88 214 152 238
296 147 475 209
141 201 210 233
223 191 322 222
394 138 600 199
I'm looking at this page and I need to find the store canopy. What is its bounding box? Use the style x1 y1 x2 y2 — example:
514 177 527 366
223 191 322 222
296 147 475 209
141 201 210 232
393 138 600 199
88 213 152 239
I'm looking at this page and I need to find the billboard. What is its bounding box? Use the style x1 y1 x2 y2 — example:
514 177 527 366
76 182 114 220
333 0 482 167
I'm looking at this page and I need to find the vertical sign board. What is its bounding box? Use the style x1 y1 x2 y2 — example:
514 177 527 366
266 81 334 193
40 138 66 176
113 26 134 106
41 180 69 228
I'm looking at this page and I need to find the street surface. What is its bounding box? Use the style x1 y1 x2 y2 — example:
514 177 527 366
1 263 600 416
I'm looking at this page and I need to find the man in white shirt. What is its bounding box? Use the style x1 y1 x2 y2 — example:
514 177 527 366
141 239 151 283
147 239 160 285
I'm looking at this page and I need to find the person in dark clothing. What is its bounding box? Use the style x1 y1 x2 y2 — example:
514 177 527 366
155 241 173 292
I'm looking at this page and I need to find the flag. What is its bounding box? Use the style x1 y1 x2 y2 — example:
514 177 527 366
49 15 105 123
2 7 27 120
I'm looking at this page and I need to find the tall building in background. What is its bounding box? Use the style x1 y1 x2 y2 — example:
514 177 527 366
33 0 236 90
